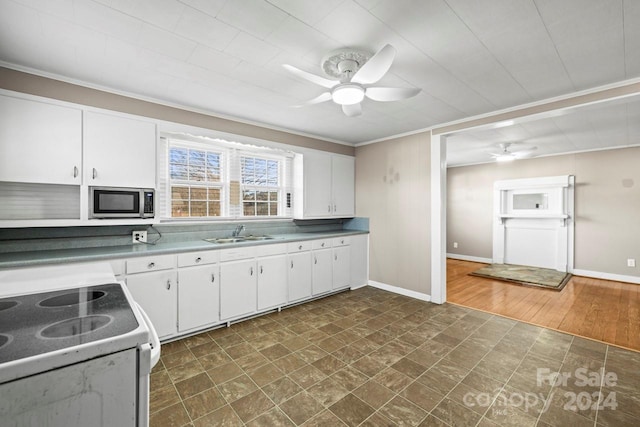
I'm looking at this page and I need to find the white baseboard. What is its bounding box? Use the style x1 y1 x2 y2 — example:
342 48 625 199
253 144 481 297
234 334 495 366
350 283 368 290
446 253 492 264
368 280 431 302
572 269 640 285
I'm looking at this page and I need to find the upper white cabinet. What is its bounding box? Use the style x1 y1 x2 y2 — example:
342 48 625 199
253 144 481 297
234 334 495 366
0 94 82 185
84 111 156 189
294 151 355 219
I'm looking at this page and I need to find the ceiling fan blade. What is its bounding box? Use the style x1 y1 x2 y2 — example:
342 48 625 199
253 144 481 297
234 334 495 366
282 64 339 89
514 147 538 158
351 44 396 85
292 92 332 108
342 103 362 117
365 87 421 102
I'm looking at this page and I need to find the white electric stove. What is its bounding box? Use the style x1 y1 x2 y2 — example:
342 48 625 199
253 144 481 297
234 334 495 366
0 262 160 427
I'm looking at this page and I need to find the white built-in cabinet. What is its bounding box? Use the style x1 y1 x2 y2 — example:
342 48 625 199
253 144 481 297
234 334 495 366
83 111 156 189
287 242 312 303
332 237 351 290
109 235 365 342
0 95 82 185
294 151 355 219
124 254 178 339
177 251 219 333
311 239 333 295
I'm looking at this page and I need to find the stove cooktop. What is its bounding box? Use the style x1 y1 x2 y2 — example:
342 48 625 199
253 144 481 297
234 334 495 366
0 283 139 363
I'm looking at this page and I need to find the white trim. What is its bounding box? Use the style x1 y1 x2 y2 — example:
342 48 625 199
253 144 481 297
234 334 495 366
446 254 492 264
368 280 431 302
350 283 368 290
573 269 640 285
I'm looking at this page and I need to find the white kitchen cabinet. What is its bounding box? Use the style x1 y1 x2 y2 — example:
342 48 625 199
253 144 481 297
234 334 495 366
220 258 257 320
178 264 219 332
83 111 156 189
0 94 82 185
294 151 355 219
333 244 351 290
257 254 287 310
126 270 177 339
331 155 355 217
312 247 333 295
287 241 312 303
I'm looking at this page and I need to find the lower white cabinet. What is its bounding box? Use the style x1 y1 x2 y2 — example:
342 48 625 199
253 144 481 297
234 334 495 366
257 254 287 310
288 251 312 302
333 245 351 289
220 258 257 320
126 270 177 339
178 264 219 332
312 248 333 295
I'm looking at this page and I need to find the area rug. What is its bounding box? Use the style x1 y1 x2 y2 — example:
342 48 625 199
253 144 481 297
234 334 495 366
470 263 572 291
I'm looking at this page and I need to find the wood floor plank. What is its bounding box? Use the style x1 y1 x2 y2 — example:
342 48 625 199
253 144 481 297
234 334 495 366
446 258 640 351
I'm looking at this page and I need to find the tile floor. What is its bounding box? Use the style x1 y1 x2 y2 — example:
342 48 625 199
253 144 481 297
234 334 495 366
149 287 640 426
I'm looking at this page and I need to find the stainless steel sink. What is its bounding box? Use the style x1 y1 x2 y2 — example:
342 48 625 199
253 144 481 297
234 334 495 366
203 235 275 244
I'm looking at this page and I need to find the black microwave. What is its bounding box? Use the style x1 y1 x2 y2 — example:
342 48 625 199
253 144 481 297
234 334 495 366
89 187 155 219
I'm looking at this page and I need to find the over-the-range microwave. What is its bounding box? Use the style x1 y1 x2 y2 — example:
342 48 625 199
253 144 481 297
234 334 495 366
89 186 155 219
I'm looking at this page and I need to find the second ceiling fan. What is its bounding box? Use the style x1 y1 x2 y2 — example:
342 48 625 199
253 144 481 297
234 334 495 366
283 44 421 117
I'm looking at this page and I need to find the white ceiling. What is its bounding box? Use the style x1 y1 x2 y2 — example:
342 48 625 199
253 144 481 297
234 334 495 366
1 0 639 147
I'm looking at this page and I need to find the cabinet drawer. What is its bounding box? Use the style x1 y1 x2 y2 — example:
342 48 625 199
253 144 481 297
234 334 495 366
220 247 255 262
127 254 175 274
287 241 311 253
256 243 287 257
332 236 350 247
311 239 332 250
177 251 219 267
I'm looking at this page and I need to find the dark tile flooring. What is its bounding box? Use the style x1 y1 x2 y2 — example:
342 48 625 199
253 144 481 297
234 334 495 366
149 287 640 426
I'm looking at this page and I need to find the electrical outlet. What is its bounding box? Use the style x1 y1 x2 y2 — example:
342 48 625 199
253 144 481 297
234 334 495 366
132 231 147 244
453 242 458 249
628 259 636 268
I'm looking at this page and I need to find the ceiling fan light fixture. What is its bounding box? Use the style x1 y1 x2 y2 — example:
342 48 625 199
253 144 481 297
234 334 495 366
496 154 516 162
332 84 365 105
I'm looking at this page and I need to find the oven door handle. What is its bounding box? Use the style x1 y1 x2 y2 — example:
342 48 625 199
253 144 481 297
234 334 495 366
135 302 161 369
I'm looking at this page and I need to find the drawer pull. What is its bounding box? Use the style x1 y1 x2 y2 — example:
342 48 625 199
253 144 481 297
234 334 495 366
195 257 202 263
298 245 302 250
73 166 78 178
250 266 254 276
341 239 344 244
211 274 215 283
335 254 338 261
291 261 294 269
166 280 171 290
260 265 263 274
314 257 317 265
328 205 331 213
321 242 325 247
148 262 155 269
92 168 97 179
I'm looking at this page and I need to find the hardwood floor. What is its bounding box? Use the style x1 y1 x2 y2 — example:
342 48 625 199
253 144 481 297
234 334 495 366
447 258 640 352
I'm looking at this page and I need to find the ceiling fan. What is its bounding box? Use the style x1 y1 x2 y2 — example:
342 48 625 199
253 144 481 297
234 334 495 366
488 142 538 162
283 44 421 117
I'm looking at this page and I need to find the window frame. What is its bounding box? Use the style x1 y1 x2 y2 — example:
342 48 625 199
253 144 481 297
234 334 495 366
239 152 284 218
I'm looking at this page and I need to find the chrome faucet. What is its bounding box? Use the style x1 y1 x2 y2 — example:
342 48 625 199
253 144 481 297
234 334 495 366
232 224 245 237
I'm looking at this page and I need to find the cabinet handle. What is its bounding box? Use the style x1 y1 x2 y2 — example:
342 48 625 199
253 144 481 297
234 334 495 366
291 260 294 269
260 265 264 274
250 266 254 276
92 168 97 179
321 242 325 247
314 257 317 265
211 273 215 283
298 245 302 250
195 257 202 263
328 205 331 213
334 204 337 212
335 254 338 261
341 239 344 244
148 262 155 269
73 166 78 178
166 280 171 290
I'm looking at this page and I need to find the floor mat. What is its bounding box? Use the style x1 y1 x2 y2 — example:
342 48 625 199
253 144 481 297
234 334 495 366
470 263 572 290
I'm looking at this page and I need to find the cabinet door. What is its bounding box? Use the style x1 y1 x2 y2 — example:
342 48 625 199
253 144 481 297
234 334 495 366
303 152 332 217
312 248 332 295
332 155 355 217
126 270 177 339
0 95 82 185
288 251 312 303
257 254 287 310
220 259 257 320
178 264 219 332
333 245 351 289
84 111 156 188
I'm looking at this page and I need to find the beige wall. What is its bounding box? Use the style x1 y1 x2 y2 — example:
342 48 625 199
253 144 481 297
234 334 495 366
447 147 640 277
355 132 431 295
0 67 353 156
